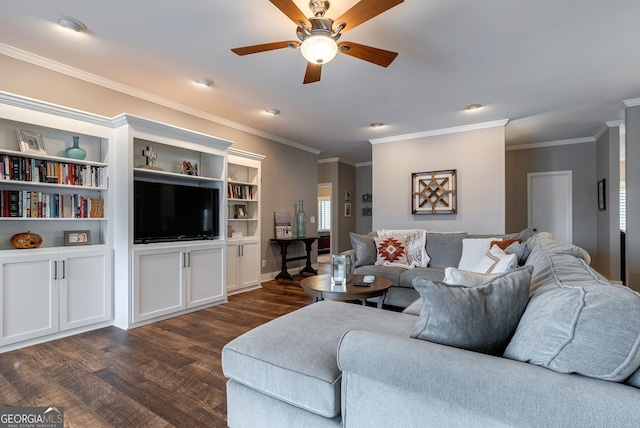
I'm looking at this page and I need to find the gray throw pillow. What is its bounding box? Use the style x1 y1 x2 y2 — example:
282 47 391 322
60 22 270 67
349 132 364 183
349 232 377 267
411 266 533 355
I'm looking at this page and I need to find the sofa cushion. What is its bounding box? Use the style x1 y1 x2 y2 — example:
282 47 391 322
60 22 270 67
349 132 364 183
375 236 410 266
398 267 445 288
349 232 377 267
426 232 468 268
504 282 640 382
458 237 502 270
411 266 533 355
222 301 417 418
378 229 430 267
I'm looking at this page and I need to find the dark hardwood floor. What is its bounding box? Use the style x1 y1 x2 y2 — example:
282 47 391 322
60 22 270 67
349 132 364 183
0 275 318 427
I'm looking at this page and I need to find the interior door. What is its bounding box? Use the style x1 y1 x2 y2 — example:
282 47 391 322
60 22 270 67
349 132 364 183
528 171 573 243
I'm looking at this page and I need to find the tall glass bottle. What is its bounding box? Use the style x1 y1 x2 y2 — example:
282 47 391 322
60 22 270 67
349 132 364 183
296 200 306 238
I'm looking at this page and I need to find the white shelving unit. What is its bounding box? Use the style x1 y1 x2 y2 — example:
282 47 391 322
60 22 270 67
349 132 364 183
227 149 264 294
0 92 113 352
112 114 232 330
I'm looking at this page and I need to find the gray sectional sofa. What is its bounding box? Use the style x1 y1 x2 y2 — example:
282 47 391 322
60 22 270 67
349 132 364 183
345 229 533 308
222 232 640 427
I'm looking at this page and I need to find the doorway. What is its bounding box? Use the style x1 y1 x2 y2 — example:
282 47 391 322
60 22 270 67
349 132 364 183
527 171 573 243
318 183 332 263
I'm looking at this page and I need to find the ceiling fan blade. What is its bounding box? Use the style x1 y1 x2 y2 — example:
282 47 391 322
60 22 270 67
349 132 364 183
269 0 310 26
303 63 322 84
338 42 398 67
231 41 299 56
336 0 404 32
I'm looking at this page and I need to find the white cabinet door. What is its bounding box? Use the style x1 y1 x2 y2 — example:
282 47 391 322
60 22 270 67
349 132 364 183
133 247 185 323
59 249 112 331
238 239 260 289
0 253 58 346
187 244 225 307
226 242 240 292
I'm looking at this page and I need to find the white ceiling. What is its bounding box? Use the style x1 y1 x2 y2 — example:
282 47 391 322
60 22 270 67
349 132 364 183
1 0 639 163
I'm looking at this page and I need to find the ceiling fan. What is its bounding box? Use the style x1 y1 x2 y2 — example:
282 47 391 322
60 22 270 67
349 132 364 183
231 0 404 84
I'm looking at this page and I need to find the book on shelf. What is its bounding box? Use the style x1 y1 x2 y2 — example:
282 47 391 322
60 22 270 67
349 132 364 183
227 183 255 200
0 154 106 187
0 190 102 219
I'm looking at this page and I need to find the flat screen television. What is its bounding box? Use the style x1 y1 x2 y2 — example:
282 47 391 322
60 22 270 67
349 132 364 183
134 180 220 243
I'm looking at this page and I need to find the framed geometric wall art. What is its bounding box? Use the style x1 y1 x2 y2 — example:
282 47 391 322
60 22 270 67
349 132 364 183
411 169 457 214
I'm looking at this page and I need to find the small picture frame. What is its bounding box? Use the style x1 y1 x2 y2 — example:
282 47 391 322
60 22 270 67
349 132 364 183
64 230 91 246
344 202 352 217
362 207 372 216
234 204 248 219
17 129 47 154
344 191 351 201
362 193 372 203
180 159 198 176
598 179 606 211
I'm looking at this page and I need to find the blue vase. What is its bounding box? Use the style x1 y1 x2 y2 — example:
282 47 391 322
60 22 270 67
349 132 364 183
66 136 86 160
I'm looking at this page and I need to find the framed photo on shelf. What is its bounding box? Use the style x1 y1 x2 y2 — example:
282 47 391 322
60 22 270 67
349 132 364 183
180 159 198 176
234 204 248 219
17 129 47 154
64 230 91 246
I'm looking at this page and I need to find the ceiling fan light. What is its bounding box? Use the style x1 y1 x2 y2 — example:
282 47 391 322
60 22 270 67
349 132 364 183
301 35 338 64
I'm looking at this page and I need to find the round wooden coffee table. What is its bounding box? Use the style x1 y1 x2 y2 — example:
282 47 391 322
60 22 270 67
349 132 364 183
300 274 392 309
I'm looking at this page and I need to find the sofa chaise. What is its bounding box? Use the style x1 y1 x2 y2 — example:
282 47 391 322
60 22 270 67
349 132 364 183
222 232 640 427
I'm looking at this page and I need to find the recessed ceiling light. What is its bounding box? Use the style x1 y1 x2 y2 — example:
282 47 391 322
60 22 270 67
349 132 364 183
371 123 384 128
58 16 86 32
195 78 213 87
265 109 280 116
465 104 482 111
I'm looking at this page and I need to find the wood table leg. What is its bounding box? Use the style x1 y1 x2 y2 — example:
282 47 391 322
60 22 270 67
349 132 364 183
274 241 293 281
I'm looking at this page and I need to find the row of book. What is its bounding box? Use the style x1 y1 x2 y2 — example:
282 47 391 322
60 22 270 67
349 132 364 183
228 183 255 200
0 190 104 218
0 154 107 187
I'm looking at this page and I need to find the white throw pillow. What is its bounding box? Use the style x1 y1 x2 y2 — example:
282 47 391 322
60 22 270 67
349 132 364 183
444 267 501 286
471 245 517 274
458 238 502 270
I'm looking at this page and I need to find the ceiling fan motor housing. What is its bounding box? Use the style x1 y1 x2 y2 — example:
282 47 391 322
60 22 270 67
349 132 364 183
309 1 331 17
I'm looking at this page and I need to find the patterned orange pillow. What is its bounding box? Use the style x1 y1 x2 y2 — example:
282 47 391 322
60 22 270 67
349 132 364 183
374 236 409 266
491 238 522 250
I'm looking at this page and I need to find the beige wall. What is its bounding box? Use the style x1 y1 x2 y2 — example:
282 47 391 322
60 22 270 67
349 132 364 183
371 125 506 234
0 54 319 275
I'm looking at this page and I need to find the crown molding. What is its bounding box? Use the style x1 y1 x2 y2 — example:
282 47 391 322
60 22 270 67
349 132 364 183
623 98 640 108
0 90 112 127
228 147 266 161
506 137 594 151
369 119 509 145
0 43 320 155
318 157 356 166
356 161 372 168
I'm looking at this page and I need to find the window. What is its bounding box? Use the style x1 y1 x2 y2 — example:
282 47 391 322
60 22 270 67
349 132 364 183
620 188 626 232
318 199 331 231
